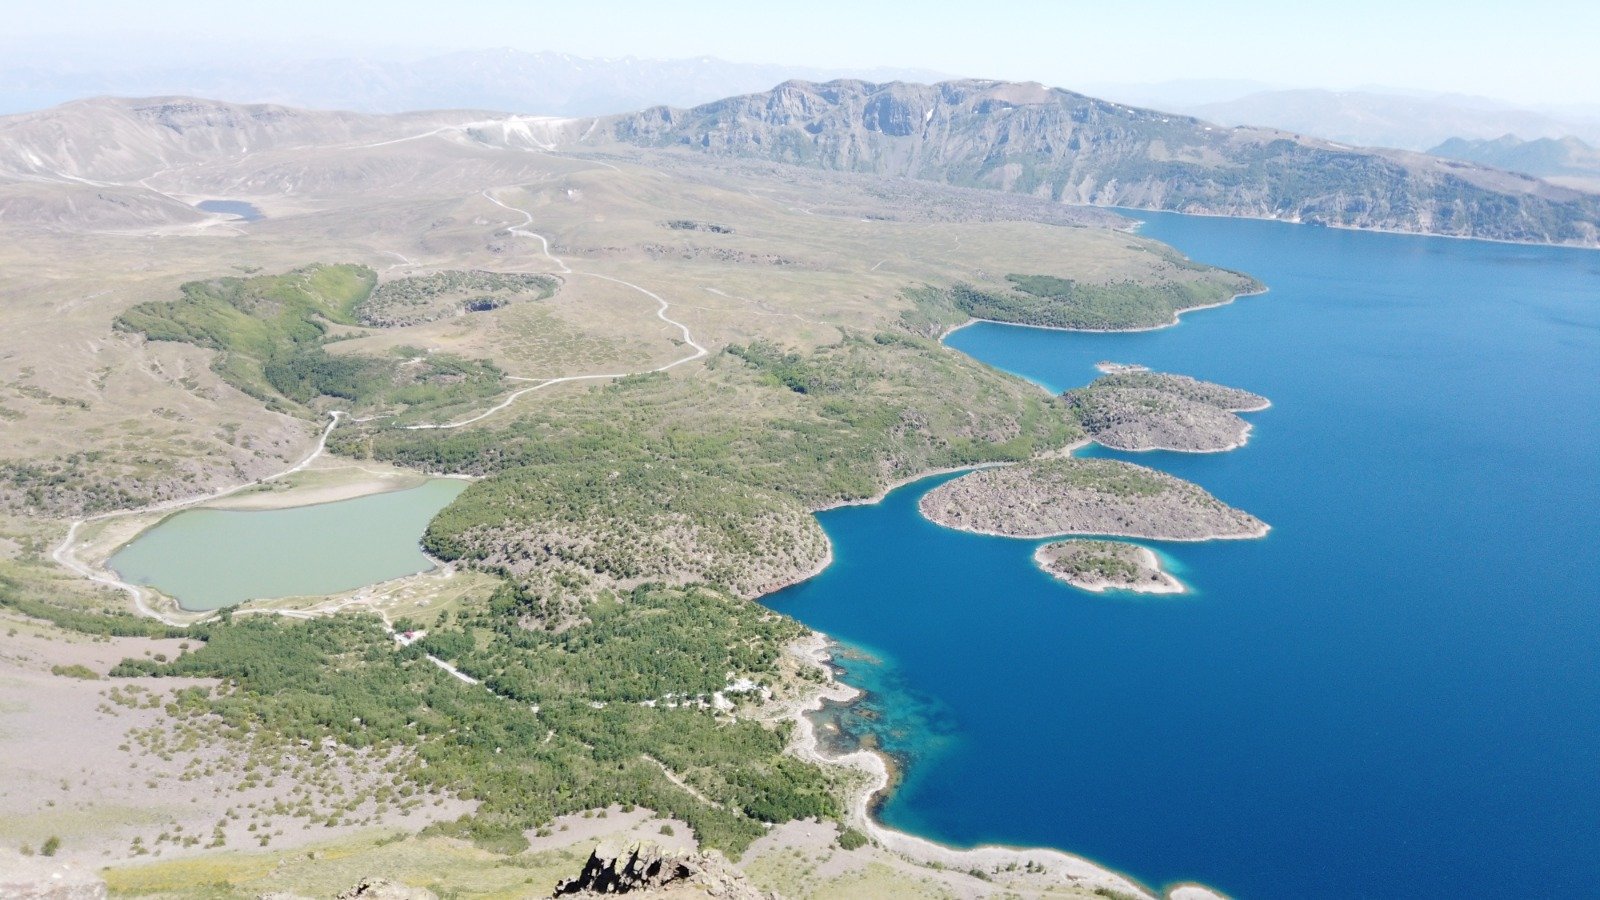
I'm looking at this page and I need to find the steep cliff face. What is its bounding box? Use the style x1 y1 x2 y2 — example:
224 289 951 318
607 79 1600 246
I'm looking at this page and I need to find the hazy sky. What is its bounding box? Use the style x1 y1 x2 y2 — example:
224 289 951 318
9 0 1600 107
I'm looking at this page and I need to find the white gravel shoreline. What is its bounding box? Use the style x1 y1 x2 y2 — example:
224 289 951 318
778 632 1228 900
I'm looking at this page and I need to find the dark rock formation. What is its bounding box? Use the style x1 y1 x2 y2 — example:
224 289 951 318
553 841 770 898
334 877 439 900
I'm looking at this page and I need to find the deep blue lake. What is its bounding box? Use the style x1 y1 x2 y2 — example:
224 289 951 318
763 213 1600 898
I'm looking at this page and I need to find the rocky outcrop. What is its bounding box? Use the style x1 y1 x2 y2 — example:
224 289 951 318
259 877 438 900
553 842 771 898
1066 372 1269 453
919 458 1267 540
603 79 1600 247
334 877 440 900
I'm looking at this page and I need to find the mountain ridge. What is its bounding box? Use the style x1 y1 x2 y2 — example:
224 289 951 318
1180 88 1600 151
3 84 1598 247
594 78 1600 247
1428 134 1600 191
0 47 953 118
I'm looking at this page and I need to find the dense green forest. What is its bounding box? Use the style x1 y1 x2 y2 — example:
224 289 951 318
114 264 507 419
357 270 559 327
332 334 1077 622
101 585 838 855
336 335 1075 503
904 269 1260 333
1070 371 1266 410
422 460 827 612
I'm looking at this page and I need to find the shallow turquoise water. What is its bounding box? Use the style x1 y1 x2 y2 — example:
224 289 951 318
109 479 466 610
764 213 1600 897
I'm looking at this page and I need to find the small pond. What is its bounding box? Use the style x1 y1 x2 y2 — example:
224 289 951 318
109 479 467 610
196 199 265 222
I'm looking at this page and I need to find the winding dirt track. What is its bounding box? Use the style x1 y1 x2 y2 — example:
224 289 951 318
49 189 708 625
49 413 344 625
404 193 707 430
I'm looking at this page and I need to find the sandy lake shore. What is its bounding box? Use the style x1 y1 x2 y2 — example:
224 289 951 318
779 633 1166 899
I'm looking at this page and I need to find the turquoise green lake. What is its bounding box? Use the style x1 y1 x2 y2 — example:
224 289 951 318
109 479 467 610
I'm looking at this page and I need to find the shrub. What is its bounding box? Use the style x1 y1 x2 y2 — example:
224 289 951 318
837 827 868 850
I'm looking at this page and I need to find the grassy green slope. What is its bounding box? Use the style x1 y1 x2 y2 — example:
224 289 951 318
905 265 1261 334
34 250 1273 872
333 333 1078 620
114 264 505 418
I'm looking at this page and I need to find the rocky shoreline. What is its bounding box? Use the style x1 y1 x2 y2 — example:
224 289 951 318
919 458 1269 541
939 286 1270 340
778 632 1176 899
1066 372 1270 454
1034 540 1186 595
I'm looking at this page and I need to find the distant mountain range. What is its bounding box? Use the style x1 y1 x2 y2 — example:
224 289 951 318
0 48 950 117
1174 89 1600 152
599 79 1600 246
1428 135 1600 190
3 82 1598 246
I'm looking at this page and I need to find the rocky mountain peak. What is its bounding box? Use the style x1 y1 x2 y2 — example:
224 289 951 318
598 78 1600 246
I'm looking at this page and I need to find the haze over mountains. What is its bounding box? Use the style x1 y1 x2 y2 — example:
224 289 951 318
3 80 1598 247
11 45 1600 180
1070 84 1600 154
13 45 1594 149
0 47 948 117
1428 135 1600 192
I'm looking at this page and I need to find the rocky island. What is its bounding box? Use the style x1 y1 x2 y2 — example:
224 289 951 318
919 458 1269 540
1066 371 1270 452
1096 361 1150 374
1034 539 1185 594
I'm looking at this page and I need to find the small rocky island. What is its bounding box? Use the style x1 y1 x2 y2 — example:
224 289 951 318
1066 371 1270 452
920 458 1268 540
1034 539 1185 594
1095 361 1149 374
